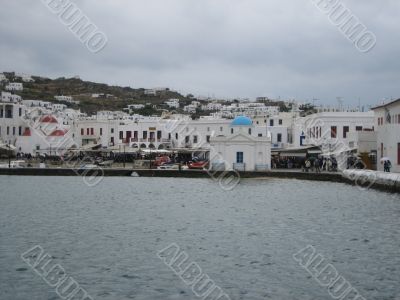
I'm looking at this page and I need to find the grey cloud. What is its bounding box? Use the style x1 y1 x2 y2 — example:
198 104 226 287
0 0 399 106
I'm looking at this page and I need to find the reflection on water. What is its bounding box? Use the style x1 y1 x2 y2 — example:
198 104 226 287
0 176 399 300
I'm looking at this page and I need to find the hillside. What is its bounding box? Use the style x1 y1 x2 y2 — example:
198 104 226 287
1 72 193 115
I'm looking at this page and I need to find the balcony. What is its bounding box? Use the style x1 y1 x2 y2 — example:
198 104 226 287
148 138 156 143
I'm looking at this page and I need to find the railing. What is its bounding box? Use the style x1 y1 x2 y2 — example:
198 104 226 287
148 138 156 142
130 138 138 142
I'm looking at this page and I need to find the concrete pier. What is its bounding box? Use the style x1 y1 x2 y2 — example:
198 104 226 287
0 168 399 193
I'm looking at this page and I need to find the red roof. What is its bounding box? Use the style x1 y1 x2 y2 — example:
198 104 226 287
40 115 58 123
49 129 67 137
22 128 31 136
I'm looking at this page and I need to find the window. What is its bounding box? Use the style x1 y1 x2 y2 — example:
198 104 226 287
381 143 384 158
81 128 84 135
86 128 90 135
270 120 274 126
207 127 210 132
168 133 171 140
111 128 114 133
356 126 363 131
18 126 22 136
236 152 244 163
343 126 349 138
258 133 263 137
119 131 124 139
279 119 283 125
157 130 162 140
100 128 103 136
143 131 147 139
19 108 22 116
91 128 94 135
220 127 223 132
206 135 210 143
231 128 234 134
111 137 114 145
248 128 252 135
256 121 259 124
277 133 282 142
185 136 190 143
175 133 178 140
331 126 337 138
13 127 15 135
193 135 198 143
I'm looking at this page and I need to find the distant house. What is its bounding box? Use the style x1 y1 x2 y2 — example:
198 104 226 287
55 95 80 105
15 73 34 82
5 82 23 91
165 99 180 109
55 95 73 102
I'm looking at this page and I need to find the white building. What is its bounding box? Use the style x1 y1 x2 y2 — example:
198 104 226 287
0 73 7 82
22 100 52 109
55 95 75 102
372 98 400 172
294 111 375 169
15 73 34 82
5 82 23 91
0 101 27 146
124 104 145 114
183 104 197 113
17 114 76 155
165 99 180 109
1 92 21 103
210 116 271 171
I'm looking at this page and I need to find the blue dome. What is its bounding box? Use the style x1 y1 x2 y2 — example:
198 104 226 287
231 116 253 126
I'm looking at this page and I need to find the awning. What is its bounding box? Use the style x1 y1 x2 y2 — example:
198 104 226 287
279 152 307 157
307 149 322 154
141 149 171 154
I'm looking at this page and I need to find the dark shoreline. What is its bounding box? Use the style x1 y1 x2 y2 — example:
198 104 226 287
0 168 399 194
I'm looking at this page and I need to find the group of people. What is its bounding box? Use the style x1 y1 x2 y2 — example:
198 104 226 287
302 157 337 173
383 160 392 172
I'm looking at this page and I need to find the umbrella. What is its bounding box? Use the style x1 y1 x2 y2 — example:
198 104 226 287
380 157 391 162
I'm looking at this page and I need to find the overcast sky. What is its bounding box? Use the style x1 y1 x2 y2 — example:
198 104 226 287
0 0 399 107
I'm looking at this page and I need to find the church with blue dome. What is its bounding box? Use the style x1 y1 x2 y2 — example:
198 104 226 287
231 116 253 126
209 115 272 172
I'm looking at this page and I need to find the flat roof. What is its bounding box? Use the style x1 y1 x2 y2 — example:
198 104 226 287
371 98 400 110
